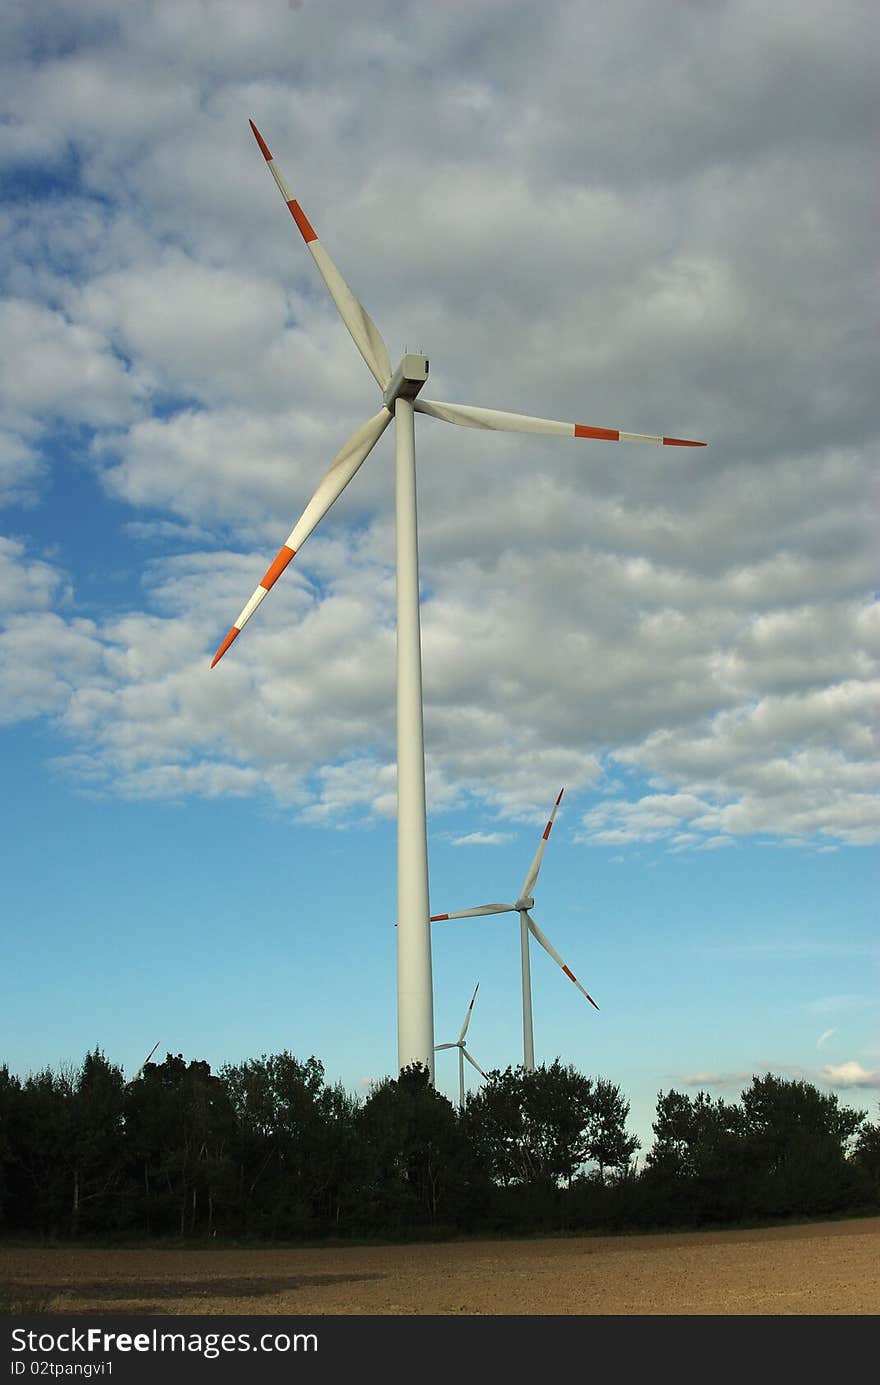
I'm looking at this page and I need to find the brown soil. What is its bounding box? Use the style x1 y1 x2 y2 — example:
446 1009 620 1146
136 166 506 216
3 1216 879 1316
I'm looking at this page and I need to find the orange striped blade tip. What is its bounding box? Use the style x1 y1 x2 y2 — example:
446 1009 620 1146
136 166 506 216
430 913 450 921
249 119 272 161
249 120 318 243
574 424 619 441
287 199 317 243
574 424 706 446
211 626 240 668
260 544 296 591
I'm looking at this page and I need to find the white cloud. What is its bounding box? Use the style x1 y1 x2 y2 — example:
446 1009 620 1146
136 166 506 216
0 0 876 852
0 299 137 431
682 1060 880 1095
0 432 44 506
0 537 70 611
820 1061 880 1090
450 832 513 848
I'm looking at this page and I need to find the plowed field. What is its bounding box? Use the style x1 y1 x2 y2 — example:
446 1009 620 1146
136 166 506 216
4 1215 879 1315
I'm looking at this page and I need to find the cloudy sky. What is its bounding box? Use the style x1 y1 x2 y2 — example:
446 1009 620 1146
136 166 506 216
1 0 877 1152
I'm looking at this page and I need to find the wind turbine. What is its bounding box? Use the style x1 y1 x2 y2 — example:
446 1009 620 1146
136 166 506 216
210 120 705 1082
431 789 597 1072
435 982 488 1110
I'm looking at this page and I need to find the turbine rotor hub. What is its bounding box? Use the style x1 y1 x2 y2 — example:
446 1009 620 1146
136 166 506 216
383 353 429 409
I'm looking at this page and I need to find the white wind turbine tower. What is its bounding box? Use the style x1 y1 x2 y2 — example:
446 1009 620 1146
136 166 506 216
431 789 597 1073
211 121 705 1081
435 982 488 1110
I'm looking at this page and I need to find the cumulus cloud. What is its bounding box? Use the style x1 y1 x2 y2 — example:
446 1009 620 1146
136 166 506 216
820 1061 880 1089
0 0 876 849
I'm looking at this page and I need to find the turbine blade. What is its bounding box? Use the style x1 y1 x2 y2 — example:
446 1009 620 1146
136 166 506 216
132 1041 160 1082
415 398 705 447
519 788 564 902
463 1049 488 1079
250 120 392 389
211 408 391 666
434 1043 457 1052
458 981 480 1043
525 910 600 1010
430 904 518 922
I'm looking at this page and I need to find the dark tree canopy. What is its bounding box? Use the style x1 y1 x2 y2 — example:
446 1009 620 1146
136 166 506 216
0 1050 871 1241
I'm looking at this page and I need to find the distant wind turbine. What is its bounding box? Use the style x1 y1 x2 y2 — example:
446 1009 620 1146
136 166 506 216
132 1041 160 1083
210 121 704 1081
431 789 597 1072
435 982 488 1109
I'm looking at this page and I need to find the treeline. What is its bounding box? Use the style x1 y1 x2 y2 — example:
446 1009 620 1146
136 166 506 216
0 1050 878 1241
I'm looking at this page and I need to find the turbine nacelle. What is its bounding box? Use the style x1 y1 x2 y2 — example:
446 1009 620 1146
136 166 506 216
383 354 429 410
515 896 535 912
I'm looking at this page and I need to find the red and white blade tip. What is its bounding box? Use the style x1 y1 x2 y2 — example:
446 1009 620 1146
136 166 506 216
211 626 239 668
249 118 318 244
574 425 705 446
249 119 272 161
210 542 297 668
543 787 564 840
562 963 600 1011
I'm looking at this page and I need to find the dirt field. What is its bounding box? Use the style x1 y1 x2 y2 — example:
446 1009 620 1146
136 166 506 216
3 1216 879 1315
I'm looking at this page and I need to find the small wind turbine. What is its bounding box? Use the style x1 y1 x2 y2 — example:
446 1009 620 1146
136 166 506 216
431 789 597 1072
211 121 704 1082
435 982 488 1109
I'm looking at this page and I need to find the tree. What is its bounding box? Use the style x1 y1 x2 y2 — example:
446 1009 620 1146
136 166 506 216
124 1053 236 1236
0 1066 24 1231
15 1067 72 1236
851 1104 880 1200
465 1061 598 1188
644 1088 745 1223
739 1073 866 1216
67 1049 126 1235
583 1078 640 1182
352 1063 485 1231
220 1052 358 1236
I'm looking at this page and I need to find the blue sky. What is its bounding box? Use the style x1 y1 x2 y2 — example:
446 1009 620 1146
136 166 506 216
1 0 877 1158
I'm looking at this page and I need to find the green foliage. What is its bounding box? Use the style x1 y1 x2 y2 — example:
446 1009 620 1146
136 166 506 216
644 1088 746 1223
0 1066 24 1231
852 1105 880 1198
739 1073 866 1216
464 1061 639 1197
123 1053 236 1236
643 1074 869 1224
350 1063 487 1232
68 1049 127 1235
584 1078 640 1180
220 1052 358 1236
0 1049 873 1242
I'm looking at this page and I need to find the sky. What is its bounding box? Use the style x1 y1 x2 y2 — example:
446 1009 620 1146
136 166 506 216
1 0 878 1159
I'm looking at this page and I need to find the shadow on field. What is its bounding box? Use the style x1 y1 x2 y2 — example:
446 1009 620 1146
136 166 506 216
5 1272 384 1314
